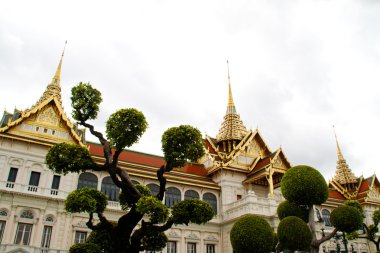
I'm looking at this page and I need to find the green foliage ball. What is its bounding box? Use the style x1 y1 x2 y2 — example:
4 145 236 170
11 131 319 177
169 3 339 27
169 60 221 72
331 206 363 233
71 82 102 122
106 108 148 150
65 188 108 214
120 184 152 211
345 200 363 214
277 216 312 251
142 230 168 252
281 165 328 205
161 125 205 169
277 200 308 222
46 143 96 175
171 199 215 225
69 242 102 253
136 196 169 223
230 214 273 253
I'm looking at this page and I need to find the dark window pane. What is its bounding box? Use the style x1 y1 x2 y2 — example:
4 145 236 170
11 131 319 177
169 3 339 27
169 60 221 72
0 221 5 243
165 187 181 207
322 209 331 227
185 190 199 200
147 183 160 197
77 173 98 189
7 167 18 182
203 193 217 214
101 176 119 201
52 175 61 189
29 171 41 186
206 244 215 253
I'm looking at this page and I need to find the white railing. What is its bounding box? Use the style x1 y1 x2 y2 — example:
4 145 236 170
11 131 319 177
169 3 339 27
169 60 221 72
221 192 282 222
0 180 122 210
0 180 69 199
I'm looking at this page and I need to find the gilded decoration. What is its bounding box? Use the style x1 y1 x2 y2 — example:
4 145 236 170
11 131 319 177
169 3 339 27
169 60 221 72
37 107 59 126
368 186 380 200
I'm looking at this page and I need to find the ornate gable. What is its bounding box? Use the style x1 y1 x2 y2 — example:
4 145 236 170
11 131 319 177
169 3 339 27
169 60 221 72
0 45 83 146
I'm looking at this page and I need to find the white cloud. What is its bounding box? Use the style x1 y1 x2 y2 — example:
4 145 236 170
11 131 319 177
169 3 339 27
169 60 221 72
0 0 379 178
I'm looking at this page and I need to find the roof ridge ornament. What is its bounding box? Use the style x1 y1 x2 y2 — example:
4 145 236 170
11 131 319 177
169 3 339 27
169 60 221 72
28 41 67 111
216 61 247 144
332 126 357 186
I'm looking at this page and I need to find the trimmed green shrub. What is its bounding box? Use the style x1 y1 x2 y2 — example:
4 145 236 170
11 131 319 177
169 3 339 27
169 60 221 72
172 199 215 225
277 200 308 222
65 188 108 214
331 206 363 233
230 214 273 253
281 165 328 205
69 242 102 253
277 216 312 251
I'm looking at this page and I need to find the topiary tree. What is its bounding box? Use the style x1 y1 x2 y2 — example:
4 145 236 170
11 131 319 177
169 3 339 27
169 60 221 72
45 82 215 253
277 216 312 251
230 214 273 253
276 165 363 253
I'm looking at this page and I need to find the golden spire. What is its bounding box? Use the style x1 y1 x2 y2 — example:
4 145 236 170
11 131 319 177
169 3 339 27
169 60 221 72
334 126 344 161
216 61 247 144
36 41 67 106
227 60 236 114
332 126 357 186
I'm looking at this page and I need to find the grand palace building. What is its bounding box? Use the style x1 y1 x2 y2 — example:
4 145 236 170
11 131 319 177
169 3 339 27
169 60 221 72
0 51 379 253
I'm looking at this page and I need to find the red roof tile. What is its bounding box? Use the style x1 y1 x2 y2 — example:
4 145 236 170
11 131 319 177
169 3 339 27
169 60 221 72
358 178 371 193
329 190 346 200
88 142 207 176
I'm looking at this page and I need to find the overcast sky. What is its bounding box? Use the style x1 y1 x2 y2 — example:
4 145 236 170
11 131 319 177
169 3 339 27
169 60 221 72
1 0 379 179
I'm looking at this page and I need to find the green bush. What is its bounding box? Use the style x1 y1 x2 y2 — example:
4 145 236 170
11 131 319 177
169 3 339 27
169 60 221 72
65 188 108 214
172 199 215 225
331 206 363 233
277 216 312 251
69 242 102 253
46 143 96 175
106 108 148 150
277 200 308 222
281 165 328 205
230 214 273 253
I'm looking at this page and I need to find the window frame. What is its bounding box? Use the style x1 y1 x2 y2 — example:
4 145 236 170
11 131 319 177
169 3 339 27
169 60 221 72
74 231 87 244
14 222 33 245
0 220 5 243
41 225 53 249
167 240 177 253
165 187 181 208
187 242 197 253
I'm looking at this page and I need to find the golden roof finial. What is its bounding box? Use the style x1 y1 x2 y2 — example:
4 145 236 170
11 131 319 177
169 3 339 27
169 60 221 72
333 125 344 161
226 60 236 114
33 41 67 107
332 126 357 186
50 40 67 88
216 60 247 144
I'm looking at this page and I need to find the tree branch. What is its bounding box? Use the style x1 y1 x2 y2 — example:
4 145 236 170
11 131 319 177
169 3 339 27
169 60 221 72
86 212 96 230
157 165 167 201
313 227 338 246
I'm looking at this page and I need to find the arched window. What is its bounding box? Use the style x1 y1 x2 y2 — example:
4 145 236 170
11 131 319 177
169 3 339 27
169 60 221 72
184 190 199 200
0 209 7 217
322 209 331 227
45 215 54 222
147 183 160 197
203 193 217 214
101 176 119 201
77 173 98 189
20 210 34 219
165 187 181 207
